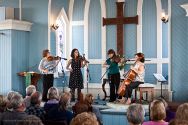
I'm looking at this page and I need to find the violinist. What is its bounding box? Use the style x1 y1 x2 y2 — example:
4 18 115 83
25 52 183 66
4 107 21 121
120 52 145 105
66 48 87 102
103 49 120 102
38 49 60 101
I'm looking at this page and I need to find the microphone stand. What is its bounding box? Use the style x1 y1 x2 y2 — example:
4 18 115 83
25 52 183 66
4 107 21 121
60 58 67 92
86 63 91 94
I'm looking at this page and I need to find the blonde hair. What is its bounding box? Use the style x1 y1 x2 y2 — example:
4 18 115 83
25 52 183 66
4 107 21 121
47 87 59 100
150 100 166 121
176 103 188 121
70 112 99 125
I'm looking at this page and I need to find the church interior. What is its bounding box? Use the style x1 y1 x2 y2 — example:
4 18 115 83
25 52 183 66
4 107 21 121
0 0 188 125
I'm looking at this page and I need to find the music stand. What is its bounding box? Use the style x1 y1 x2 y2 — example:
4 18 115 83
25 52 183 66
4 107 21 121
153 73 167 99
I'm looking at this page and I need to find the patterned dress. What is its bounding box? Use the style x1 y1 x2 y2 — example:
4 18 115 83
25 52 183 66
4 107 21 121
69 59 84 89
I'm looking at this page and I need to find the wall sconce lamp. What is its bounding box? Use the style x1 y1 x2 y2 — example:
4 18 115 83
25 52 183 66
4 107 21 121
161 11 168 23
51 24 59 30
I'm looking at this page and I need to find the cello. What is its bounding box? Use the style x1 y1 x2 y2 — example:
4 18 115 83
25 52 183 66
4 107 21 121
117 63 137 96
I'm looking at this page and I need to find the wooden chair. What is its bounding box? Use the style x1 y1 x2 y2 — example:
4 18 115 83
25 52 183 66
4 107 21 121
135 83 155 103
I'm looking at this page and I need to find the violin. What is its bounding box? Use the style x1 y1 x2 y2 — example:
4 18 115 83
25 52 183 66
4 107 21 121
112 55 121 63
79 54 89 63
47 56 60 61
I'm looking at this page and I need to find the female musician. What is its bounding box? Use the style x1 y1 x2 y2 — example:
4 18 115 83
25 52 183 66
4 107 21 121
66 48 87 101
123 52 145 104
38 49 60 101
103 49 120 102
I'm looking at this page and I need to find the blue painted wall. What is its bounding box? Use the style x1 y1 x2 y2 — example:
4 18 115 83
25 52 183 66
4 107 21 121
142 0 157 58
106 0 117 53
72 0 85 21
72 26 84 54
124 0 137 57
51 0 69 23
171 0 188 102
0 30 12 95
88 0 102 59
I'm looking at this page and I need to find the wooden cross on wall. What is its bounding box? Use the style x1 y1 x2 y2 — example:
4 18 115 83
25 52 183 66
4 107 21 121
103 2 138 55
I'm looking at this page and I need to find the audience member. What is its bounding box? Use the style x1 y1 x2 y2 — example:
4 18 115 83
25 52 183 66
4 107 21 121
143 100 168 125
24 85 36 108
156 98 175 122
25 91 45 120
16 115 43 125
127 103 145 125
70 112 99 125
45 92 73 125
72 92 89 116
175 103 188 121
0 95 6 112
1 92 28 125
6 91 18 111
84 93 103 125
44 87 59 113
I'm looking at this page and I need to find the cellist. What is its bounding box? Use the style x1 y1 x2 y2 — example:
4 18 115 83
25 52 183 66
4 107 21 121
120 52 145 104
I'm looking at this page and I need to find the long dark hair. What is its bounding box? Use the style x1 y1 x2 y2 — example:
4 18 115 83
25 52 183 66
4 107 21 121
107 49 116 59
71 48 80 59
135 52 145 63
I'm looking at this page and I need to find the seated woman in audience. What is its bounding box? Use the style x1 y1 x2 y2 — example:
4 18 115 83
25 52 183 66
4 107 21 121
1 92 28 125
45 92 73 125
24 85 36 108
169 103 188 125
84 93 103 125
25 91 45 121
157 98 175 122
44 87 59 112
70 112 99 125
127 103 145 125
6 91 18 111
0 95 6 113
16 115 44 125
72 92 89 116
143 100 168 125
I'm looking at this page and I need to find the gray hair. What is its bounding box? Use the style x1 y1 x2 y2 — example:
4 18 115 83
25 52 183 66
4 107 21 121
47 87 59 100
9 92 24 110
26 85 36 96
6 91 18 101
127 103 145 125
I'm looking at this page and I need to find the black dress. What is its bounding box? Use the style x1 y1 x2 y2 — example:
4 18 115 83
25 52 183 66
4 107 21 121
69 59 84 89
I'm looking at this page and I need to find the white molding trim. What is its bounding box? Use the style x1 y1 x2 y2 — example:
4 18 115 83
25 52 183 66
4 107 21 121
84 0 90 83
168 0 172 101
100 0 107 79
72 21 84 26
0 19 32 31
68 0 74 52
56 8 70 59
137 0 143 52
48 0 51 50
181 3 188 16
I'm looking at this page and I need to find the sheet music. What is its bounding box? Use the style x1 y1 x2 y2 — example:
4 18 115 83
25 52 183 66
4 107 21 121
153 73 167 82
